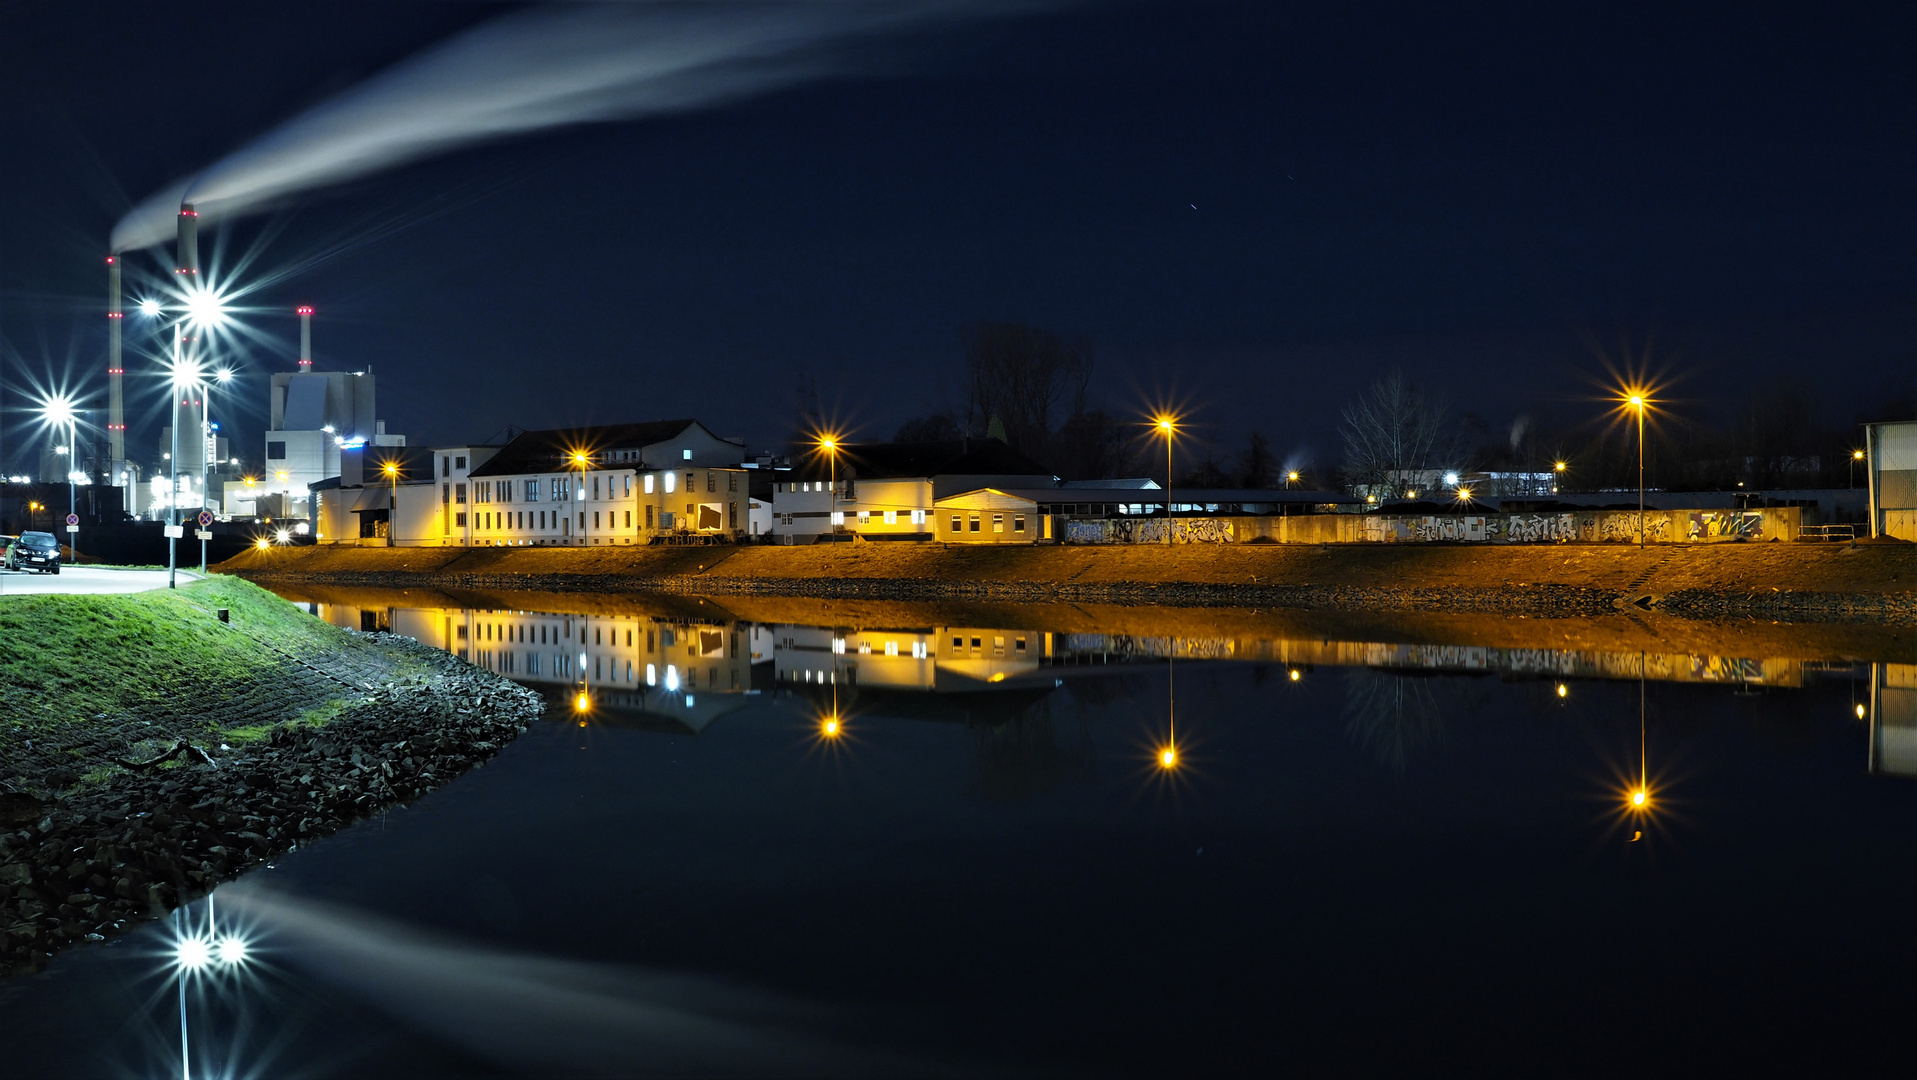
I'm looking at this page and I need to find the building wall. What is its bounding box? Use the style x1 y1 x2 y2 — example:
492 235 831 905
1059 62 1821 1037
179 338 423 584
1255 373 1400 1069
934 490 1038 543
468 466 747 546
1057 507 1802 544
1869 422 1917 540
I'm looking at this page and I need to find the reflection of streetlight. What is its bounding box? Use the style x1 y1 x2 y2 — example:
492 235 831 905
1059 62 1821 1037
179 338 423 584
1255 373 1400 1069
1154 416 1177 546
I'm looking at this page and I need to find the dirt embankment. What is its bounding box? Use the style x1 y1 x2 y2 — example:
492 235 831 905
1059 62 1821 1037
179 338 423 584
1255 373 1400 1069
219 541 1917 622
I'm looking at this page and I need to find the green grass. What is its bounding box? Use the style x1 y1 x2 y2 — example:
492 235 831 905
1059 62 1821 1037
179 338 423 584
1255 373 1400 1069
0 576 369 740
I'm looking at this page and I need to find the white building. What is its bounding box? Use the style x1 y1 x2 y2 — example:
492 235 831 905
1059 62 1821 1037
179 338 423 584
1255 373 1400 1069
465 420 749 546
265 365 403 518
769 438 1055 542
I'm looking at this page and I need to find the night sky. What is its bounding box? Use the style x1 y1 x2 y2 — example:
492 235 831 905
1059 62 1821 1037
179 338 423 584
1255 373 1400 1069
2 1 1913 474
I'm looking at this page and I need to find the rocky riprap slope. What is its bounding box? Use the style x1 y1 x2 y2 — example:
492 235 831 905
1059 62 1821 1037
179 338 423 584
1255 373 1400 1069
0 633 543 979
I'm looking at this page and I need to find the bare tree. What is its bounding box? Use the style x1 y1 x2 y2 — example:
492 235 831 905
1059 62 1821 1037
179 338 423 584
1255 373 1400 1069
959 322 1093 461
1237 430 1278 488
1338 370 1461 496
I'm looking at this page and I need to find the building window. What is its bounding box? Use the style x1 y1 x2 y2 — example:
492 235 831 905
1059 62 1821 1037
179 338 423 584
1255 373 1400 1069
524 480 539 502
593 511 600 528
728 473 738 492
993 514 1003 533
625 510 631 528
1013 515 1025 533
682 449 692 460
857 510 870 523
703 472 714 492
664 472 676 494
970 514 981 533
455 483 467 504
685 472 693 492
830 511 844 525
950 515 962 532
624 475 632 497
646 505 654 529
884 510 897 524
912 510 926 524
267 441 286 460
442 482 450 504
455 456 466 470
592 476 600 500
729 501 737 529
442 457 450 478
456 512 467 527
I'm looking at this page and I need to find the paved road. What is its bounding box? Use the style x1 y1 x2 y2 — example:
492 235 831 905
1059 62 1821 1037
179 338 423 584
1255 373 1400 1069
0 566 196 596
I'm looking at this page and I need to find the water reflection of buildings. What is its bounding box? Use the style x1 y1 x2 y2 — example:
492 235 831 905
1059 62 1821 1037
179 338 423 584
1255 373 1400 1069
307 603 756 733
298 595 1911 777
1871 663 1917 779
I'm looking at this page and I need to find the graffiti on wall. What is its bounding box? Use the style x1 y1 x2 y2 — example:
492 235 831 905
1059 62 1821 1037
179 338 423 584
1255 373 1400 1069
1063 518 1235 544
1502 514 1576 543
1588 513 1669 543
1688 511 1763 541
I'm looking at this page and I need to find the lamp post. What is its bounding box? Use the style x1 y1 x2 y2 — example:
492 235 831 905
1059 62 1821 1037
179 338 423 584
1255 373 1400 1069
200 368 233 573
1155 416 1176 546
1627 393 1647 548
818 435 838 537
382 460 399 546
1852 448 1865 489
166 330 199 589
570 450 590 546
1553 459 1567 496
41 395 78 565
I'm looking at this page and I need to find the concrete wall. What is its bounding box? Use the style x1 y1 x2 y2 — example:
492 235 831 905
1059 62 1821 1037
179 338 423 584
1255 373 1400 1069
1057 507 1801 545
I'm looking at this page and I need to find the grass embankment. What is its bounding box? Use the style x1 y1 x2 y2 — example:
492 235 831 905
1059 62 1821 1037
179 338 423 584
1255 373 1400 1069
221 540 1917 600
0 576 371 743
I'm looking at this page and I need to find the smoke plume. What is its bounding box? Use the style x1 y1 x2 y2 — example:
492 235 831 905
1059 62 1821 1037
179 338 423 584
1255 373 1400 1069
112 1 1048 252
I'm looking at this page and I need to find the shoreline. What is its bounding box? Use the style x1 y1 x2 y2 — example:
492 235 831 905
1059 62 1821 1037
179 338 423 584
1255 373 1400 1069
219 541 1917 624
1 631 542 979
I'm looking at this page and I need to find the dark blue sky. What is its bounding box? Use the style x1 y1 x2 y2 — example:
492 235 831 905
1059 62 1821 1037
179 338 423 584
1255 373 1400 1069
2 1 1913 473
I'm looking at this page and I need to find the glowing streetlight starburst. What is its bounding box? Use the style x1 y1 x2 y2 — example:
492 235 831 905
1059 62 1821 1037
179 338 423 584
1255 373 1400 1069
41 394 78 429
137 297 162 317
181 283 230 331
175 935 211 972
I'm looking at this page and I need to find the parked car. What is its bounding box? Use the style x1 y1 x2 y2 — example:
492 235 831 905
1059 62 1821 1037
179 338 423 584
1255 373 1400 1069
7 531 61 574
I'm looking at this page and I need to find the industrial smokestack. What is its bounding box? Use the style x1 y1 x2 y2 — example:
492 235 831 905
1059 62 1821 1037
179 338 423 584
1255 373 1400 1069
298 305 314 369
106 255 126 490
175 203 199 278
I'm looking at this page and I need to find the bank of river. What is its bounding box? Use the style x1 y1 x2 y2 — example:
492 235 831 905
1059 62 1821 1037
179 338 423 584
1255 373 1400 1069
0 578 541 978
221 540 1917 622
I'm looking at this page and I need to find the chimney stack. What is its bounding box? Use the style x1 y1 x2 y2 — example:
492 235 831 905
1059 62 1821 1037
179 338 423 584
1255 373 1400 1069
106 255 125 486
174 203 199 279
297 306 314 369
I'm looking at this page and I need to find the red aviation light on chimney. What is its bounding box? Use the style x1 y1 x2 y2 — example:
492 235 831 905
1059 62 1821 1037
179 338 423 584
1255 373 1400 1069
296 306 314 315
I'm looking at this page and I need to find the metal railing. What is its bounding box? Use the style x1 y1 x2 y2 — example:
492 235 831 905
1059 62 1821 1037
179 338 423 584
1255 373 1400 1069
1800 523 1857 542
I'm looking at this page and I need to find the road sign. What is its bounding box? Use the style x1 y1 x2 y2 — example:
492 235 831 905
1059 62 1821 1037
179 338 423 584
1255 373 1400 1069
65 513 78 526
197 510 214 528
195 529 212 541
65 525 78 533
163 524 184 539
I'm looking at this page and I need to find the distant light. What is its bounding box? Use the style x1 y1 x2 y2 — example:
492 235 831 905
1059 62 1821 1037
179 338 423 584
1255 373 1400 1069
1554 461 1568 472
1854 450 1866 460
1288 669 1302 682
1628 394 1644 408
216 936 248 966
1286 471 1300 482
182 284 228 330
821 715 841 738
1857 703 1868 719
1443 472 1459 486
574 692 590 713
215 368 233 383
321 425 335 434
274 528 290 544
41 394 78 428
137 298 162 316
1158 746 1178 770
254 538 270 550
176 936 211 971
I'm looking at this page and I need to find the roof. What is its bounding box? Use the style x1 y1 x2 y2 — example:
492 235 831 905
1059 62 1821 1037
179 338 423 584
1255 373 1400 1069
975 486 1361 505
470 420 731 478
786 438 1054 482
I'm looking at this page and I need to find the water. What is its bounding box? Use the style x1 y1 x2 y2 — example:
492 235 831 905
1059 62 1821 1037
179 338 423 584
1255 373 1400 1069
5 588 1916 1076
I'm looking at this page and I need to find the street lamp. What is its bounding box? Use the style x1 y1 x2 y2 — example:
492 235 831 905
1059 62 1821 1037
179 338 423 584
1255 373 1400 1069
166 337 204 589
817 434 839 536
1624 391 1649 548
1852 448 1866 489
41 394 79 565
1154 415 1177 546
569 449 590 546
381 459 400 546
